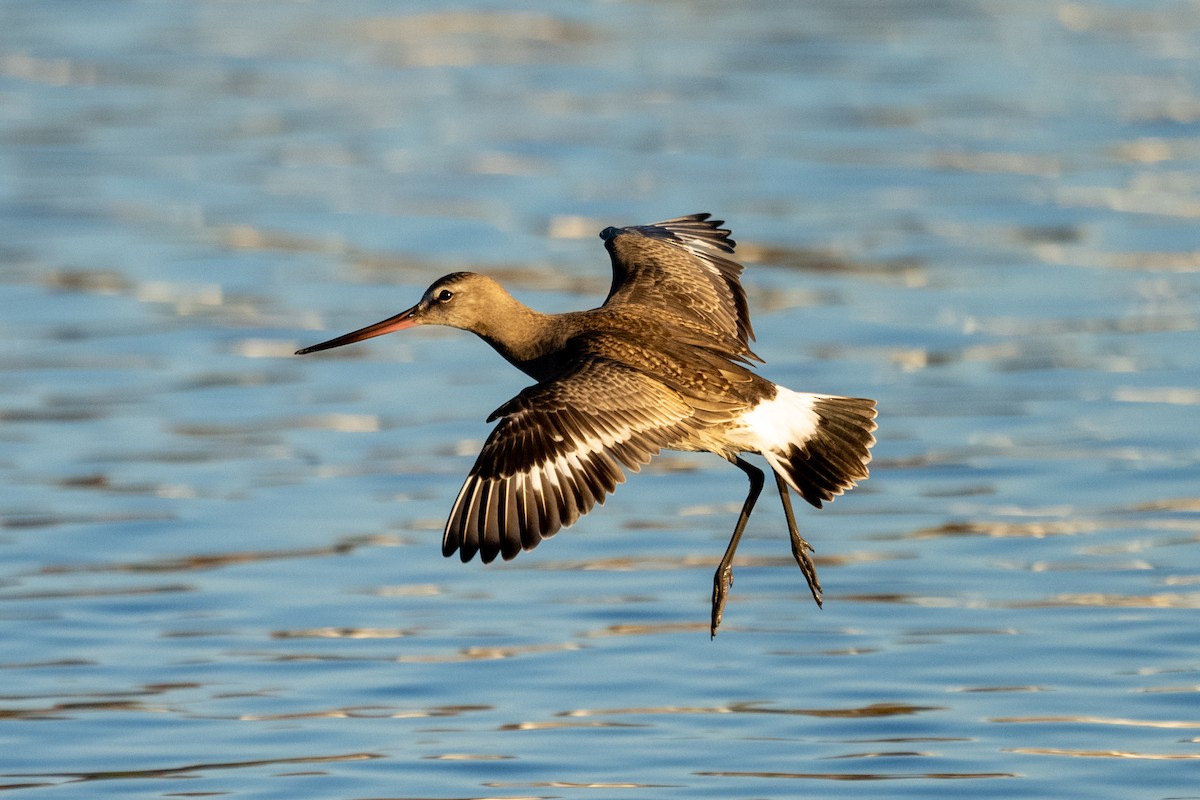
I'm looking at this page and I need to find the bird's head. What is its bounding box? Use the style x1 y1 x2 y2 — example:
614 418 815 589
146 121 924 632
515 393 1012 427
295 272 504 355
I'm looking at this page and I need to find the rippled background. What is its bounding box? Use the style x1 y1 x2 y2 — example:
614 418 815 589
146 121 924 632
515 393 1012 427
3 1 1199 797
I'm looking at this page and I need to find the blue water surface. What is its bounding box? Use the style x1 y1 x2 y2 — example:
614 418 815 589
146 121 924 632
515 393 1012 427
2 1 1199 798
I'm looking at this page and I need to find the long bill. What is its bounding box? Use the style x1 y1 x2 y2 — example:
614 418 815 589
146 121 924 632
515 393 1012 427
295 305 421 355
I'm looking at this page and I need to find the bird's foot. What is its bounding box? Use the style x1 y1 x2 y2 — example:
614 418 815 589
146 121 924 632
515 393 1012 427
789 536 823 608
711 564 734 638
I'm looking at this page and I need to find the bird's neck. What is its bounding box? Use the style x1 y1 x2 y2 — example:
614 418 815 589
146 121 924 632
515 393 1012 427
470 297 569 381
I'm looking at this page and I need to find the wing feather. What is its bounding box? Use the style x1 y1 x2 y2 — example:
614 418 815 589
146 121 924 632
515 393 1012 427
442 358 699 563
600 213 757 360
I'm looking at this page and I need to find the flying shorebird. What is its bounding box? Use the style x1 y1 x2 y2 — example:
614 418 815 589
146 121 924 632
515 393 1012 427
296 214 877 636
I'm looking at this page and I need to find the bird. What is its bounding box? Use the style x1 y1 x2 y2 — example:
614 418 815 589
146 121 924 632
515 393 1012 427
296 214 877 636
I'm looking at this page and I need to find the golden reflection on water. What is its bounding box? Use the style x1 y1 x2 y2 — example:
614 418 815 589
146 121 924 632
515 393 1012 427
487 780 675 789
272 627 417 639
899 519 1106 540
1132 496 1200 512
993 715 1200 729
559 701 941 719
349 9 591 68
1135 684 1200 694
1008 748 1200 760
3 682 220 722
6 753 384 785
529 549 901 574
219 223 346 255
842 590 1200 610
1010 591 1200 609
499 719 647 731
171 413 383 435
582 622 710 638
0 700 160 720
696 769 1018 781
0 510 174 530
1 583 193 601
239 704 491 722
1113 387 1200 405
370 583 445 597
37 542 366 575
230 641 587 665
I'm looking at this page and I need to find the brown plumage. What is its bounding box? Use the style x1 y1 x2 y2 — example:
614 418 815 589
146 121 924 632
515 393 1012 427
297 214 877 635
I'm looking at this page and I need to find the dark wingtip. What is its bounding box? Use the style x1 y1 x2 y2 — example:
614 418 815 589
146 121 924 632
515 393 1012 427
599 226 622 241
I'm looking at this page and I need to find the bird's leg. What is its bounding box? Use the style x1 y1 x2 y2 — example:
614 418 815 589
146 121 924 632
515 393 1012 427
775 471 823 607
712 457 764 637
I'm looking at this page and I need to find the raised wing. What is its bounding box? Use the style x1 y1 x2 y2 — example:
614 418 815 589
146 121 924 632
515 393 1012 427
600 213 757 358
442 358 700 564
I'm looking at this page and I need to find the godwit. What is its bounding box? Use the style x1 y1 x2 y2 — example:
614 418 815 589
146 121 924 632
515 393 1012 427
297 214 877 635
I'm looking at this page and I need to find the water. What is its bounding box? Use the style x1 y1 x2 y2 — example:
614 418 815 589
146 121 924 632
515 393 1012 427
3 1 1199 797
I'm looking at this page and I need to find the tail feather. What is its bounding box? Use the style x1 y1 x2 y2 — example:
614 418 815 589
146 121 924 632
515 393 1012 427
764 394 877 509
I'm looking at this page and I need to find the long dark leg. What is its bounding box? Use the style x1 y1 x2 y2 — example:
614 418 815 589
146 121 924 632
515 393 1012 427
775 471 823 607
712 457 764 637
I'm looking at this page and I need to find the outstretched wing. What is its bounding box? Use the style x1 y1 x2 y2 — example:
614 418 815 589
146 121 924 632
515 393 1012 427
442 357 699 564
600 213 756 358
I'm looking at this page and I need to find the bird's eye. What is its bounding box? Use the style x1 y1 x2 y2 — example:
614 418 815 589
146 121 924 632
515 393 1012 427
437 289 454 303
